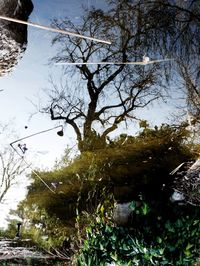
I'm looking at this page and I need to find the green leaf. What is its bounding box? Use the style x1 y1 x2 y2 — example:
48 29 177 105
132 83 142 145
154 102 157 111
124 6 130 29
129 201 137 211
185 243 193 250
141 203 150 215
184 249 191 257
100 205 105 213
193 220 199 226
110 251 118 261
156 237 162 244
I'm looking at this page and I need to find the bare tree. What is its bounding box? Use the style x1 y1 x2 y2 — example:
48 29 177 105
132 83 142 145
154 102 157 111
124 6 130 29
0 125 28 203
178 60 200 123
42 0 199 152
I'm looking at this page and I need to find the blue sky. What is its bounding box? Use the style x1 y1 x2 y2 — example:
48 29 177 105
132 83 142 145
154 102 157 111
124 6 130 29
0 0 112 167
0 1 89 168
0 0 177 169
0 0 112 228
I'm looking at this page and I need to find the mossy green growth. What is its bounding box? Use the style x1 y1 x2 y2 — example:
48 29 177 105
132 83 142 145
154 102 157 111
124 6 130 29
24 124 195 221
8 124 199 256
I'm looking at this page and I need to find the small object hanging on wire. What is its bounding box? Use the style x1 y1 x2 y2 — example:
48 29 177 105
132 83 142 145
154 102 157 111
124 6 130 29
142 55 150 64
56 55 173 66
9 125 65 194
18 143 28 154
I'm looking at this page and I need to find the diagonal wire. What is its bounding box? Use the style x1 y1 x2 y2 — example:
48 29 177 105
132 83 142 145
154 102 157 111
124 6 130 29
10 145 56 194
0 15 111 45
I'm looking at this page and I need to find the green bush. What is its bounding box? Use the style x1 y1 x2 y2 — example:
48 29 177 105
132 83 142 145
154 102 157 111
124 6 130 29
24 124 195 223
8 125 199 262
77 201 200 266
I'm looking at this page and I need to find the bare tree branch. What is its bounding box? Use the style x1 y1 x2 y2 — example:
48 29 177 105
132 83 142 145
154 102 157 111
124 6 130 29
0 146 28 203
41 0 199 152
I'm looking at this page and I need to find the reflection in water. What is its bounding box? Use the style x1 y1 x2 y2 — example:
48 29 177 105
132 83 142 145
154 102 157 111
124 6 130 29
0 1 199 264
0 0 33 76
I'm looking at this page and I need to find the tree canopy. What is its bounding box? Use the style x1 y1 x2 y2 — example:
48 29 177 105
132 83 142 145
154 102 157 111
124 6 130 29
18 124 196 230
20 1 200 212
41 0 200 152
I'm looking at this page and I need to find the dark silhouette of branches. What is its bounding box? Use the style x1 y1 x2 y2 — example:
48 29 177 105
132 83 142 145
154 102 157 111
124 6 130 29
42 0 199 152
0 146 28 203
178 59 200 121
0 123 29 203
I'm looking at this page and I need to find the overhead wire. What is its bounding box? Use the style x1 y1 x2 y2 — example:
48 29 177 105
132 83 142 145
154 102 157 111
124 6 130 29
10 143 56 194
0 15 111 45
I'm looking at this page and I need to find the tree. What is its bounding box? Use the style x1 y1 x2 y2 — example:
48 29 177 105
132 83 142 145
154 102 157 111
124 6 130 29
42 1 174 152
42 0 199 153
20 124 195 223
0 125 28 203
162 0 200 123
178 59 200 124
0 147 28 203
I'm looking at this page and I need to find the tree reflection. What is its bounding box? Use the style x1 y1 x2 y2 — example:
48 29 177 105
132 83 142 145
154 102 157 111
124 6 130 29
42 0 199 152
5 1 199 261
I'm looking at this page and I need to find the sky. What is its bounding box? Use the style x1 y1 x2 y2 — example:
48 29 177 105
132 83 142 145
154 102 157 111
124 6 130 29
0 0 177 168
0 0 105 169
0 0 116 229
0 0 185 228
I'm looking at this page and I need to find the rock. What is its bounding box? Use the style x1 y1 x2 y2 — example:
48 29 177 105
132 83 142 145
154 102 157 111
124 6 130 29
170 191 185 202
0 0 34 76
113 202 132 226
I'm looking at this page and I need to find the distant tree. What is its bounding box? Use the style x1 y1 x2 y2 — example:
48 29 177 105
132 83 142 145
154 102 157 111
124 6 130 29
0 148 28 203
0 124 28 203
178 59 200 124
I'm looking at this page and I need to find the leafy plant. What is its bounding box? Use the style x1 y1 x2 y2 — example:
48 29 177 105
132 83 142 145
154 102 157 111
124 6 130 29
77 200 200 265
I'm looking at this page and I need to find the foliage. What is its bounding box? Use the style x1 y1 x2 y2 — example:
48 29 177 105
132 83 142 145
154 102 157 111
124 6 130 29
77 200 200 266
7 123 198 261
14 124 196 241
7 202 75 250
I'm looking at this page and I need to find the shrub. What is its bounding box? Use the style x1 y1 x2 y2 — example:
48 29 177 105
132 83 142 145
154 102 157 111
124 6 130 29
77 200 200 266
